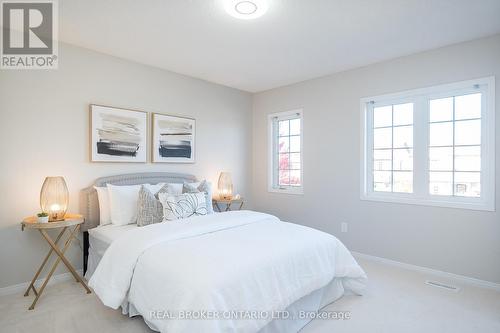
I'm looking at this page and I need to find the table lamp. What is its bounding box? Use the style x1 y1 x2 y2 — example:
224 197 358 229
40 176 69 221
217 172 233 200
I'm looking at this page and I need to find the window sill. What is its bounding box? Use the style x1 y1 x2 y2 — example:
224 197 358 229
268 187 304 195
360 192 494 212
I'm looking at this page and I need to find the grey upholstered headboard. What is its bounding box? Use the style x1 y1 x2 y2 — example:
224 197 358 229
80 172 197 231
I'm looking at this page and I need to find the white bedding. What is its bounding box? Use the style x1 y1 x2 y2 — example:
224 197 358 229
86 224 138 279
89 211 367 333
89 223 137 246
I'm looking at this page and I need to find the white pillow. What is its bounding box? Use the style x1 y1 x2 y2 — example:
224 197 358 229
165 183 183 195
107 184 142 226
94 186 111 226
192 181 213 212
183 180 214 214
143 183 166 195
159 192 207 221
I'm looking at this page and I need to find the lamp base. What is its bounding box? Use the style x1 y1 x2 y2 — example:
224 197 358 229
48 214 67 222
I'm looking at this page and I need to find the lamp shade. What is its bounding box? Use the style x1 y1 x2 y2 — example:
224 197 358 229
40 177 69 221
217 172 233 200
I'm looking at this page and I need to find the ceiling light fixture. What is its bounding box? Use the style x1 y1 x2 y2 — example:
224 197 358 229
236 1 257 15
225 0 268 20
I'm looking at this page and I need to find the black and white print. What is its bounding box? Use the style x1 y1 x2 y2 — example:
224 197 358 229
152 113 195 163
90 105 147 162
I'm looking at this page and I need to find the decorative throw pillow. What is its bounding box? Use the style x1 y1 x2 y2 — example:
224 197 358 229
158 192 207 221
137 184 177 227
183 180 214 214
94 186 111 226
166 183 183 195
142 183 166 195
136 185 161 227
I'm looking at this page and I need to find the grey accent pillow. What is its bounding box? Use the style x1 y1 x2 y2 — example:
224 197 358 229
183 180 214 214
136 184 171 227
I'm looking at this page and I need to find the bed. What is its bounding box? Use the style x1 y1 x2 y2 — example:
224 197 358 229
85 224 137 278
81 172 367 333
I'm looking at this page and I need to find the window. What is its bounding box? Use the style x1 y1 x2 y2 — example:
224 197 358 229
361 77 495 211
373 102 414 193
268 110 303 194
429 94 482 197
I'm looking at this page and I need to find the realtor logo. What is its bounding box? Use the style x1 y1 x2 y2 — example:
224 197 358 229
1 0 58 69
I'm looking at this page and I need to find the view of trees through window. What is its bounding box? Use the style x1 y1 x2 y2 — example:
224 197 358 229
278 118 301 187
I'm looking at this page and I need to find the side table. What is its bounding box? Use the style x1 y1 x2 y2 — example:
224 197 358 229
21 214 91 310
212 198 245 212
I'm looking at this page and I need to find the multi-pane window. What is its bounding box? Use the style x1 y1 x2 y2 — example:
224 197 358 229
373 103 414 193
268 110 303 194
429 93 481 197
361 77 494 211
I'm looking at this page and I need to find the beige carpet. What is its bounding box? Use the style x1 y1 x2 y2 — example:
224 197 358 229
1 257 499 333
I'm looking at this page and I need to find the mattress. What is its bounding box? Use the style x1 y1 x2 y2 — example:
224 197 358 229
85 224 137 279
90 224 137 245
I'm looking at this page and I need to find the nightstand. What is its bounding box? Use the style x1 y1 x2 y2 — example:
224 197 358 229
21 214 91 310
212 198 244 212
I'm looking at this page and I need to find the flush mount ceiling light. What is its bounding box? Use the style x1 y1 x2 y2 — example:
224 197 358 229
225 0 268 20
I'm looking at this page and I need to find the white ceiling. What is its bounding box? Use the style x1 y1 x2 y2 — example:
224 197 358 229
59 0 500 92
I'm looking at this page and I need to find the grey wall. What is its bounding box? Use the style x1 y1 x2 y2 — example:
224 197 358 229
1 35 499 289
252 34 500 283
0 43 253 288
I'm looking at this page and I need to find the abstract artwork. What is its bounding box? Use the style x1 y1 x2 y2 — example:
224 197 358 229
90 105 147 162
152 113 195 163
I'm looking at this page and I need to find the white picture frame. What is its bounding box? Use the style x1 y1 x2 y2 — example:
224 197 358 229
90 104 148 163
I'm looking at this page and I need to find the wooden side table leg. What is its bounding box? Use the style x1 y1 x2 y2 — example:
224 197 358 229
214 202 222 212
60 228 80 283
29 226 78 310
238 202 244 210
40 226 91 294
226 202 232 211
24 227 67 297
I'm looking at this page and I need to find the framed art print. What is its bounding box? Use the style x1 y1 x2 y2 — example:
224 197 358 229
90 104 148 162
152 113 195 163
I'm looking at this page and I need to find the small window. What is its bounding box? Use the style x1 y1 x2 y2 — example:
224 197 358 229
268 110 303 194
361 77 495 211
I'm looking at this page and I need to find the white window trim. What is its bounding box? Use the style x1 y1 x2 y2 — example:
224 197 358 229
360 77 495 211
268 109 304 195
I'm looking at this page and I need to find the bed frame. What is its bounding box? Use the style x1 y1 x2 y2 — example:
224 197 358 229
80 172 197 274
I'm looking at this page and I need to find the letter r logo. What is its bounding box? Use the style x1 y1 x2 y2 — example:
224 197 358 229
2 2 53 54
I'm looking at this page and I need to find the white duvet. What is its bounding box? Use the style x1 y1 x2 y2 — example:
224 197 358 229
89 211 367 333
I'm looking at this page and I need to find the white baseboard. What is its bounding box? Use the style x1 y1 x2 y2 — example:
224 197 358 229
0 269 84 297
352 251 500 292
